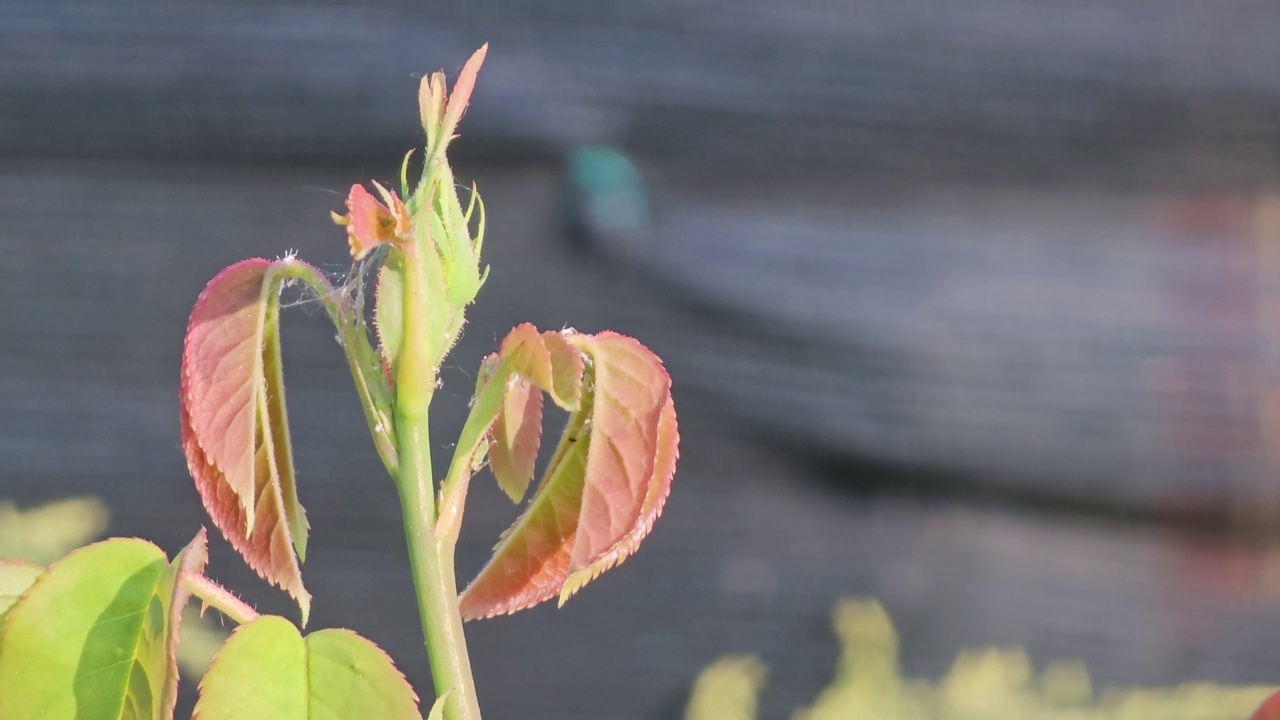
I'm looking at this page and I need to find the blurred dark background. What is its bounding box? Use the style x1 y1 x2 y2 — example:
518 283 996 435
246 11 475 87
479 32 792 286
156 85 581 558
7 1 1280 717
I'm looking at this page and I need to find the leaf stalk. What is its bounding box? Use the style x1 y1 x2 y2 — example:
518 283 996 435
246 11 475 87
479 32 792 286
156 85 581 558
180 572 261 626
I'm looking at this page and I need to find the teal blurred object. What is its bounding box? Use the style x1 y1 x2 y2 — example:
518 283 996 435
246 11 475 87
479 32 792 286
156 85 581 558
563 146 650 256
565 161 1280 525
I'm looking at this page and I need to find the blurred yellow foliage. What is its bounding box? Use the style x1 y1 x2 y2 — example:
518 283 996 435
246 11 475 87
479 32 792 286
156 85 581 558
0 496 108 564
687 599 1272 720
687 655 769 720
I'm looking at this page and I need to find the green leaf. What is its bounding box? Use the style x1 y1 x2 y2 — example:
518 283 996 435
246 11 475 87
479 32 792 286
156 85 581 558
0 533 208 720
458 326 678 619
181 258 314 621
193 616 422 720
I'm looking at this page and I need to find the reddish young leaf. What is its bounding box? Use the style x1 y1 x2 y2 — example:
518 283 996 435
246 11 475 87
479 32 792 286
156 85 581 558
562 333 671 577
488 377 542 502
1254 689 1280 720
420 44 488 155
440 44 488 144
499 323 554 392
541 330 584 409
181 258 312 622
561 387 677 600
458 328 678 619
162 530 209 718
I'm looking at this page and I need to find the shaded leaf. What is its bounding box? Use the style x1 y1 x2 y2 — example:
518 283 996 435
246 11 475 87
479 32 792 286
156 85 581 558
482 324 556 500
193 616 422 720
181 258 311 621
438 324 582 535
0 534 205 720
459 328 678 619
488 376 542 502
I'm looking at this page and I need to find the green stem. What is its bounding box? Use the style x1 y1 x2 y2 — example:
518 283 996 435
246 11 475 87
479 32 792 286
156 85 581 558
395 409 482 720
392 240 482 720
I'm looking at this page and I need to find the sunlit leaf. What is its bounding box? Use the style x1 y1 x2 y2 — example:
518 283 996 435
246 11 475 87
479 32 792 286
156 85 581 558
459 327 678 619
181 258 312 621
0 533 206 720
192 615 422 720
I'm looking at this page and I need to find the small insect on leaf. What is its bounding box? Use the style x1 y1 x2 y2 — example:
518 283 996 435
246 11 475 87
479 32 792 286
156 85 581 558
181 258 316 622
458 325 678 619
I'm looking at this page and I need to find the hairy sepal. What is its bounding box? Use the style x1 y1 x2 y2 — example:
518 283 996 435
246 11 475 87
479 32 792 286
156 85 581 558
412 45 489 316
458 325 678 619
181 257 326 622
